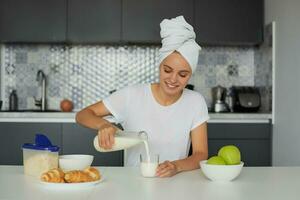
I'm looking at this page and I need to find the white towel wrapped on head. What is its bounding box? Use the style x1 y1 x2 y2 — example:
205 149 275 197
159 16 201 73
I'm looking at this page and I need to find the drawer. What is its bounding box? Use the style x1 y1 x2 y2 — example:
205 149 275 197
208 123 271 139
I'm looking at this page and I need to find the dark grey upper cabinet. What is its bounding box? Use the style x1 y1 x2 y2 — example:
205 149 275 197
194 0 263 45
0 0 263 45
0 0 67 42
67 0 121 43
122 0 194 43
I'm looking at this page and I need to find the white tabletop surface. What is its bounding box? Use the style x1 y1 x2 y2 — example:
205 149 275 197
0 166 299 200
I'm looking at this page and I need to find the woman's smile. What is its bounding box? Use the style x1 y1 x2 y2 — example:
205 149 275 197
165 81 179 89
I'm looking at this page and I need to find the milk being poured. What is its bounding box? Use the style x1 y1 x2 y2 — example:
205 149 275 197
143 140 151 162
140 140 159 177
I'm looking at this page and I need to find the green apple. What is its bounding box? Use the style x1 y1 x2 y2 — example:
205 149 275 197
207 156 226 165
218 145 241 165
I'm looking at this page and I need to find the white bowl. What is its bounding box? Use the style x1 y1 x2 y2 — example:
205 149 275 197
200 160 244 181
59 154 94 172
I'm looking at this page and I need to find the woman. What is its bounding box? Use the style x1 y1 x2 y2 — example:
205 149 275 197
76 16 209 177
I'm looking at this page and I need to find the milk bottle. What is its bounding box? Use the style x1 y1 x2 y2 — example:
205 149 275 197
93 130 148 153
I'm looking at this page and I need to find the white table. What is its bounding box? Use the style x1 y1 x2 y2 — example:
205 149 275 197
0 166 299 200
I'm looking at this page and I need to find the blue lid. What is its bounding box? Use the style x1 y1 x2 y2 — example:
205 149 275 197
22 134 59 152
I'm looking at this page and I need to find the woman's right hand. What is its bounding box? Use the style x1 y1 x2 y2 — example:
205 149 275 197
98 123 118 150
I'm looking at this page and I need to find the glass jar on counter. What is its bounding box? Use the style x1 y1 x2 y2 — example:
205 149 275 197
22 134 59 178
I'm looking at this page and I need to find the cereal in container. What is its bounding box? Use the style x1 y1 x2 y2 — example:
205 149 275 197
22 134 59 178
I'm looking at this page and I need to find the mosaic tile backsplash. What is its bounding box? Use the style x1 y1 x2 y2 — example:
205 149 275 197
0 43 272 112
254 23 274 112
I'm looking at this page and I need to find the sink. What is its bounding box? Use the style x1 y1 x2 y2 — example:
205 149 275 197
0 109 61 112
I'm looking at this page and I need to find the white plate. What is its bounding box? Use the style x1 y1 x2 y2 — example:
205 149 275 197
39 178 104 190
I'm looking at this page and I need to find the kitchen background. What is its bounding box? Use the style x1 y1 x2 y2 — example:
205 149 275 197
0 25 272 112
0 0 299 168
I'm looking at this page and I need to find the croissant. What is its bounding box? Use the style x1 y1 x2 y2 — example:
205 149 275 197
64 170 93 183
84 167 101 181
41 168 65 183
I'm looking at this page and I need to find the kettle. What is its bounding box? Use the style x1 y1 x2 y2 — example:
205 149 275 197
211 85 229 112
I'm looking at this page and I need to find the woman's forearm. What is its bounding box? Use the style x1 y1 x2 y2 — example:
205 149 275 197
172 152 208 173
76 109 110 130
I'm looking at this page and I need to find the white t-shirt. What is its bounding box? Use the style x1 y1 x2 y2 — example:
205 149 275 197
103 84 209 166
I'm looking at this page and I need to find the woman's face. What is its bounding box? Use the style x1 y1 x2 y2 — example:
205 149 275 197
159 52 192 96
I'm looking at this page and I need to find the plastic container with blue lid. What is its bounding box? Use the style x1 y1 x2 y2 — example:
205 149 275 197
22 134 60 177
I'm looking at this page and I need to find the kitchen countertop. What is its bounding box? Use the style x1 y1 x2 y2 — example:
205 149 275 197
0 166 298 200
0 111 272 123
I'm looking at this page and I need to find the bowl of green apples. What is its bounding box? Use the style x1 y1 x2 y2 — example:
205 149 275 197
200 145 244 181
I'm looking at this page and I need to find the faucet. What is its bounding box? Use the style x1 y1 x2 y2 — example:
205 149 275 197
34 70 47 111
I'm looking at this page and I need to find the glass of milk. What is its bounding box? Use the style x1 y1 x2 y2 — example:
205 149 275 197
140 154 159 178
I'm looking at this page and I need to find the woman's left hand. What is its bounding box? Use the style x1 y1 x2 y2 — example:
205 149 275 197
156 161 178 177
